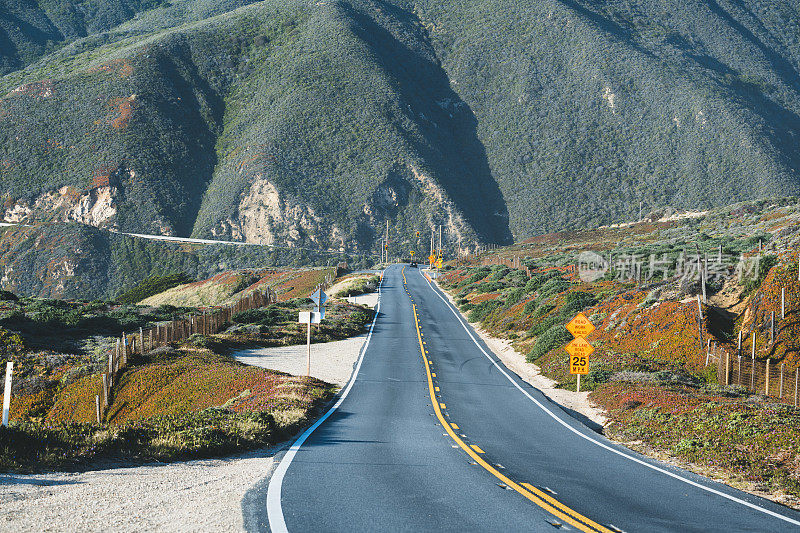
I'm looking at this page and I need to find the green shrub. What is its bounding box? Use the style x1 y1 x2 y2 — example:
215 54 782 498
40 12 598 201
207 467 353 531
117 273 195 304
558 291 598 318
474 281 505 294
527 324 571 362
0 290 18 301
505 287 525 306
538 277 571 299
232 306 292 326
489 266 510 281
468 300 502 322
528 315 562 337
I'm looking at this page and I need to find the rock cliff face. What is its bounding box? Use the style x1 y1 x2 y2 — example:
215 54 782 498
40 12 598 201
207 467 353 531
3 186 119 229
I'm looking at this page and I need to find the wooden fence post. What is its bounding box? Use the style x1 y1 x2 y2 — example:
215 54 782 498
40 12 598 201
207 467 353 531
738 356 742 386
725 351 730 386
780 363 785 398
766 359 771 396
771 311 775 345
95 395 101 425
737 331 742 359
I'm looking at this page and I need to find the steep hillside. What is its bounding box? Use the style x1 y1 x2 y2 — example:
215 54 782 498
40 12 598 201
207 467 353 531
2 0 800 248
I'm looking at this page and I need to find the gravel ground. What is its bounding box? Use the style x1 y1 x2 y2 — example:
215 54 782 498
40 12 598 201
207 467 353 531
234 293 379 387
0 448 279 533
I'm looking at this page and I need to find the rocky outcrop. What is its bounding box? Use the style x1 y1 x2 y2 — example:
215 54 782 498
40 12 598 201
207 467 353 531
2 185 119 229
212 175 346 249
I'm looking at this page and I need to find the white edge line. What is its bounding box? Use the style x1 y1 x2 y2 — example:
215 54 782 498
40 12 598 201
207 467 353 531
266 271 384 533
420 270 800 527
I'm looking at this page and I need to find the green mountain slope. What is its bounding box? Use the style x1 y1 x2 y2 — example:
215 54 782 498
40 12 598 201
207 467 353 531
2 0 800 249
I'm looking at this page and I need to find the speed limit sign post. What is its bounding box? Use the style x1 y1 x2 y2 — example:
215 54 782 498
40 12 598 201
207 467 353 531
566 313 595 392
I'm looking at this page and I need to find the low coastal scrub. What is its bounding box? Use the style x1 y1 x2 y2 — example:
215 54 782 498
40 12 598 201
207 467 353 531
593 381 800 501
334 275 380 298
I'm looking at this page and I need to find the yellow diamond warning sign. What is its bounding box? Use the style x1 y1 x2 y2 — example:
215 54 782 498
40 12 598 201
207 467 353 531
566 337 593 374
566 312 595 338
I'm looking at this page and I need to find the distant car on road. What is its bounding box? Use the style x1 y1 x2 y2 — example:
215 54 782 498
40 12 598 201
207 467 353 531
409 260 417 268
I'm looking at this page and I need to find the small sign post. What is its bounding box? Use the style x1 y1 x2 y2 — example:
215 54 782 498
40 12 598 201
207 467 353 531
2 361 12 427
301 289 326 377
566 313 594 392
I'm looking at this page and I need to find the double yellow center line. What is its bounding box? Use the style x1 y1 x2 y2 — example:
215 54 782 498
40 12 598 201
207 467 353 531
403 267 612 533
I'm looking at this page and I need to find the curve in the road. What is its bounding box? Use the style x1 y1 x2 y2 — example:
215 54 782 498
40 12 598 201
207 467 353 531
264 265 800 532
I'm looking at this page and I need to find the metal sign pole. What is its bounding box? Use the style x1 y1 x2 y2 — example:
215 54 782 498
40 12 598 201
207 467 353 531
306 321 312 377
2 361 12 427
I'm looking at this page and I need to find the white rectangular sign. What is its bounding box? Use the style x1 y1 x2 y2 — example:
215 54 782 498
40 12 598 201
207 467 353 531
298 311 323 324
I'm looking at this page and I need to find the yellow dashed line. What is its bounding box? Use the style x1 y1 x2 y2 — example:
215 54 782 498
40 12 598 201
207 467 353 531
471 445 485 454
451 423 459 430
411 302 612 533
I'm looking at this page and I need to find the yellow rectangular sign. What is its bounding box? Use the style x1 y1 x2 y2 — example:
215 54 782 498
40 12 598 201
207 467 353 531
570 355 589 374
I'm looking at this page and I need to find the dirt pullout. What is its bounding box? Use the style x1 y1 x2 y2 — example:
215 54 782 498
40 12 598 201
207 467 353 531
433 278 608 427
0 448 278 532
235 296 379 387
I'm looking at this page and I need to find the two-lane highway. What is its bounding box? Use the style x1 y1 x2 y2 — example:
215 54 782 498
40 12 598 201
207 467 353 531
265 265 800 532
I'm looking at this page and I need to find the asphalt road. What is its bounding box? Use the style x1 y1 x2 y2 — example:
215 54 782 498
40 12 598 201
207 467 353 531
266 264 800 532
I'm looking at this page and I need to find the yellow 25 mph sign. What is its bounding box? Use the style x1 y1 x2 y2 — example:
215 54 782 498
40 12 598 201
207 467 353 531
566 337 593 374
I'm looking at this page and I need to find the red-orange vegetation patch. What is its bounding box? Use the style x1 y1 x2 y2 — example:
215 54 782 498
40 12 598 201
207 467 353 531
47 374 100 423
103 355 286 424
593 382 702 416
274 269 334 301
593 294 709 370
742 259 800 370
111 96 136 129
92 166 116 188
471 292 500 303
88 58 134 78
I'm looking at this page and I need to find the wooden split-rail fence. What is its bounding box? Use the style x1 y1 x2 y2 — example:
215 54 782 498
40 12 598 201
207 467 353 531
95 287 277 423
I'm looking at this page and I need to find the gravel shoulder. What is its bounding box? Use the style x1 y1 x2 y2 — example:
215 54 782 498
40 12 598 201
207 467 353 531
0 447 280 533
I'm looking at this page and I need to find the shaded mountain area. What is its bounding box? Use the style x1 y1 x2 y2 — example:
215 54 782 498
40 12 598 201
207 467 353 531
2 0 800 251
